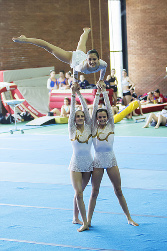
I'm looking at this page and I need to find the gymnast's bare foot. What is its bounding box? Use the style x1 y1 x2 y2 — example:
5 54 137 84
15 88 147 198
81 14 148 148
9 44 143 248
87 221 91 227
12 35 28 43
154 125 159 129
128 218 139 226
77 223 89 232
143 124 149 128
72 218 83 225
83 27 91 33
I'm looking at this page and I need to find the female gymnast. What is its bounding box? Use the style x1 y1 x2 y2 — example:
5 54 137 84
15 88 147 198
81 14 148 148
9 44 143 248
57 70 68 90
87 82 139 227
51 97 71 117
106 68 118 106
122 69 135 119
12 28 107 83
47 70 58 92
68 83 93 232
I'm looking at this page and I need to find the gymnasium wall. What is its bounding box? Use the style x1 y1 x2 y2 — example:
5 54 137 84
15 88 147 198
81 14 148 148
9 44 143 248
0 0 110 85
126 0 167 95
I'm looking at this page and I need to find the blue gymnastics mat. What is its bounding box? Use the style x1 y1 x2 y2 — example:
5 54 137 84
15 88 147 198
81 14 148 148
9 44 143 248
0 129 167 250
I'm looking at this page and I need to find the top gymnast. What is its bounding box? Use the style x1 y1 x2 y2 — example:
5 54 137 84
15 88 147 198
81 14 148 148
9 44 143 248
12 28 107 83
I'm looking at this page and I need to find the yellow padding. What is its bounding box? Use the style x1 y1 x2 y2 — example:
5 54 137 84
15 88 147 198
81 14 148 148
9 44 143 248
114 100 139 123
55 116 69 124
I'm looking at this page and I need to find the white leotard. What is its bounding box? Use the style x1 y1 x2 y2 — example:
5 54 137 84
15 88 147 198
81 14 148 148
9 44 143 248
68 92 93 172
70 50 107 81
92 91 117 168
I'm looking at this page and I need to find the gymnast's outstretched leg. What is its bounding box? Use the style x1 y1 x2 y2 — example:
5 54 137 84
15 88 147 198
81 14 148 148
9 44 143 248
12 28 91 65
87 168 104 226
107 166 139 226
12 35 73 64
76 28 91 53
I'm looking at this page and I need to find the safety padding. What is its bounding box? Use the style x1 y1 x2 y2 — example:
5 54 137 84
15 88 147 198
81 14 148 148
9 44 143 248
135 102 167 114
55 116 68 124
49 89 114 111
0 66 54 83
114 100 139 123
0 67 55 117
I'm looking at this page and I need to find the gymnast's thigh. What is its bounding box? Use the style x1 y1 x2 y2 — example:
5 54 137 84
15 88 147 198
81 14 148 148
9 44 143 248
106 166 121 188
91 168 104 189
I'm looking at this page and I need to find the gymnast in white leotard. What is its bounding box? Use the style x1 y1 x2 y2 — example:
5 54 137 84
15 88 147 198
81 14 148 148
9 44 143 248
13 28 107 84
68 83 93 232
87 83 139 227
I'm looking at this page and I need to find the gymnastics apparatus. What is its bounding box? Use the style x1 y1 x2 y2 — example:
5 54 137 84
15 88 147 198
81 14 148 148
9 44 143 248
114 100 139 123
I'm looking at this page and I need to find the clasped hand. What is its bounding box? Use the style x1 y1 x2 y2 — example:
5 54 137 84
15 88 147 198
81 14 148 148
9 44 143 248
71 82 80 94
96 81 106 92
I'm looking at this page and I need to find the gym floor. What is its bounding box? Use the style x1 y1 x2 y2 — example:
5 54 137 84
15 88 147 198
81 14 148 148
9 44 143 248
0 113 167 251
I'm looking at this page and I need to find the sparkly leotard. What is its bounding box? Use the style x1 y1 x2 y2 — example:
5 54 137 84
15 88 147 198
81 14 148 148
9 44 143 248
92 91 117 168
68 93 93 172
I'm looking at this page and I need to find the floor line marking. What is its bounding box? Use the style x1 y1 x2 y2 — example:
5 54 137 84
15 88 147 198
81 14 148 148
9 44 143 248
0 203 166 219
0 238 120 251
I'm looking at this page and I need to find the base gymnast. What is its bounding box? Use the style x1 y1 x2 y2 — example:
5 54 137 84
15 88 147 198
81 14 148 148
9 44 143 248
12 28 107 83
87 82 139 227
68 83 93 232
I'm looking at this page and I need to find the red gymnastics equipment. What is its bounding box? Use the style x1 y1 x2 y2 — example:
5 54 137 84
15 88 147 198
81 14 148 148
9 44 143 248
0 83 17 94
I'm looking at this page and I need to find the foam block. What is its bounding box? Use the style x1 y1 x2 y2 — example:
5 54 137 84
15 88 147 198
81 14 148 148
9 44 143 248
54 116 68 124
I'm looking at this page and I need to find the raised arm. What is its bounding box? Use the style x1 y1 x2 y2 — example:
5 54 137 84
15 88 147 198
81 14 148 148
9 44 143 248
99 60 107 81
92 88 101 134
68 87 76 139
76 90 91 125
101 85 114 130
